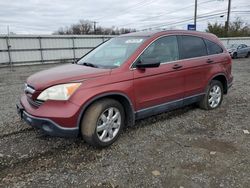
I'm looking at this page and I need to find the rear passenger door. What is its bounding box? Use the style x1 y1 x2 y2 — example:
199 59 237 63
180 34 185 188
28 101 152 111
177 35 214 98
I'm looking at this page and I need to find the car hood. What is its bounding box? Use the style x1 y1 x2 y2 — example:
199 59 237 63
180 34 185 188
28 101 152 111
227 48 236 52
27 64 111 90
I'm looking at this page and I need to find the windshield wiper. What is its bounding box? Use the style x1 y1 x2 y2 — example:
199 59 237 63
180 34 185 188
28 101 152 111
82 62 99 68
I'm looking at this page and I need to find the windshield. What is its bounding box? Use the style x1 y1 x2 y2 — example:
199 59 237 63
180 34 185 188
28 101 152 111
77 36 148 68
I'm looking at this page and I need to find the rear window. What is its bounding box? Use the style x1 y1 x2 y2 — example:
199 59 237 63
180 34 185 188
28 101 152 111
204 39 223 55
179 35 207 59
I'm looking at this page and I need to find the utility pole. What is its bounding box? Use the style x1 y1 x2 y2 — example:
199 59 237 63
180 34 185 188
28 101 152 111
6 25 13 71
225 0 231 36
194 0 198 30
93 21 98 34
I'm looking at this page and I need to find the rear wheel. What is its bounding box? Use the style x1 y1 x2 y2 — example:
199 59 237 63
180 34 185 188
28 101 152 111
81 98 125 148
199 80 223 110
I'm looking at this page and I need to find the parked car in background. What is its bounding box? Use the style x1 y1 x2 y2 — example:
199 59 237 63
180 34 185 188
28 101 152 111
17 30 233 148
227 43 250 59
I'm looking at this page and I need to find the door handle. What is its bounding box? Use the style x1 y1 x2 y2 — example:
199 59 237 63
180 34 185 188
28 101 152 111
172 64 183 69
207 59 214 63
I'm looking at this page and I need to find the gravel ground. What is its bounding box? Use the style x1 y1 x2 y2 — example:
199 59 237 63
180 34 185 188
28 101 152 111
0 59 250 188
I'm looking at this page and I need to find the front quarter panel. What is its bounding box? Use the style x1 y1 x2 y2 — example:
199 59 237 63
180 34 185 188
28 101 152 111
69 70 135 110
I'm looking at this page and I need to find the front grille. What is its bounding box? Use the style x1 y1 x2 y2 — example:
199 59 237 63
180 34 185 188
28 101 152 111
24 84 35 95
27 97 43 107
24 83 44 107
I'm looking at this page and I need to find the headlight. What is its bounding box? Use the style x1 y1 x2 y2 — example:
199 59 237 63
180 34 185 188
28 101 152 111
37 83 81 101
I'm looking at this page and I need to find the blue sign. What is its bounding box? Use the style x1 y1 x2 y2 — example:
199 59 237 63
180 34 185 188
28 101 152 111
187 24 196 31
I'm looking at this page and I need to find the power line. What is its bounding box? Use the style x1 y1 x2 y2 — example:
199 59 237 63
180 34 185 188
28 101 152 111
233 5 250 9
156 13 226 28
139 8 228 29
116 0 250 30
117 0 215 28
149 10 250 30
232 10 250 13
139 0 214 22
94 0 156 21
143 11 229 30
138 4 249 31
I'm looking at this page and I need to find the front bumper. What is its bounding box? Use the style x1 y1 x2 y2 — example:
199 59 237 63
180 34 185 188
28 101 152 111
228 75 233 89
16 103 79 137
228 81 233 89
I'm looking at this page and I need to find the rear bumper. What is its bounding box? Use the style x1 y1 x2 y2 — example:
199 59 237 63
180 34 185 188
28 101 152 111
16 103 79 137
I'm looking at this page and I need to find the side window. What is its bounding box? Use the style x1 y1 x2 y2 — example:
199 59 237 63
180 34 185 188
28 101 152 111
139 36 179 63
179 35 207 59
204 39 223 55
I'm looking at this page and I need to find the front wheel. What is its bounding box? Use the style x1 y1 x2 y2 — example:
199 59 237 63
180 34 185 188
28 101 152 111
199 80 223 110
232 53 237 59
245 52 250 58
81 98 125 148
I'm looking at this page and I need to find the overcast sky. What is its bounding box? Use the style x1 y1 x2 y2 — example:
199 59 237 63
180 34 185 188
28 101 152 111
0 0 249 34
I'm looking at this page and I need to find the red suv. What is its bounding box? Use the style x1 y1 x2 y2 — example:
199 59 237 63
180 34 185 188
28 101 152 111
17 30 233 147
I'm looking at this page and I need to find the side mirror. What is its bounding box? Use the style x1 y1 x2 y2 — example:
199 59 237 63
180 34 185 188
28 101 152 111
136 58 160 69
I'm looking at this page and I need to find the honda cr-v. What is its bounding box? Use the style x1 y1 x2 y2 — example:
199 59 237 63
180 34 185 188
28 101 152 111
17 30 233 147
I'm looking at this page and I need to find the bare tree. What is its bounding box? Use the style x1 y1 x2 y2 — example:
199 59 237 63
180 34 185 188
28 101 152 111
71 24 81 35
54 19 136 35
79 20 93 34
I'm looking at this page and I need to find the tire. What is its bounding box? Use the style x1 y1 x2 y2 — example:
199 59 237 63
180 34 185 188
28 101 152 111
245 52 250 58
199 80 223 110
232 53 237 59
81 98 125 148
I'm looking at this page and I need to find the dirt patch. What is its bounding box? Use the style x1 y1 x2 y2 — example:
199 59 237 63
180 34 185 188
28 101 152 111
180 162 208 173
191 139 237 153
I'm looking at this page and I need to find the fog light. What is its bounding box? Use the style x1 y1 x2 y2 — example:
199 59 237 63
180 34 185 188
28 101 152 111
25 117 32 125
42 124 53 133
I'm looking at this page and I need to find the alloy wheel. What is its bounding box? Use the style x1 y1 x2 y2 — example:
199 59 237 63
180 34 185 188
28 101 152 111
208 85 222 108
96 107 121 142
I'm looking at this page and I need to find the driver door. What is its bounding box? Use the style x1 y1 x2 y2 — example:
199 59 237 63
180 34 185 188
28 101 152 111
133 36 185 116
